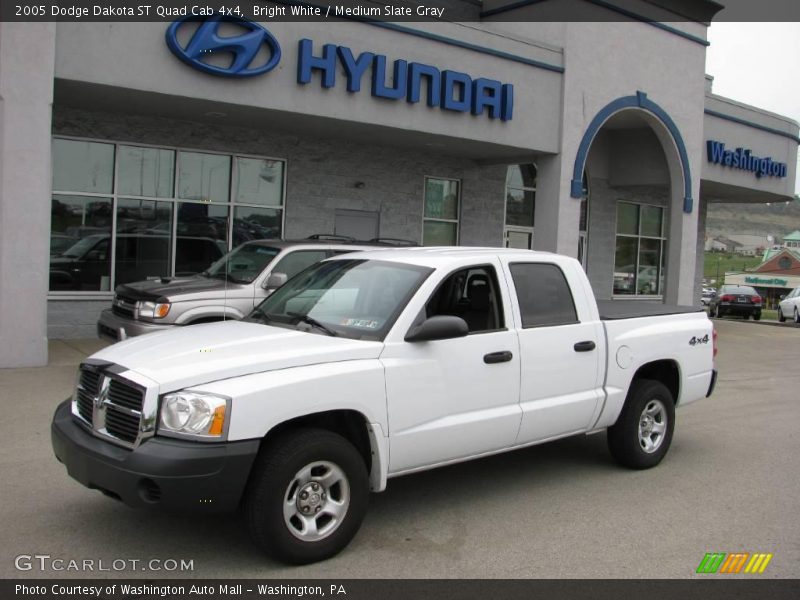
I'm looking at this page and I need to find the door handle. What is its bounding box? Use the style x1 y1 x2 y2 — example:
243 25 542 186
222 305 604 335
574 341 596 352
484 351 513 364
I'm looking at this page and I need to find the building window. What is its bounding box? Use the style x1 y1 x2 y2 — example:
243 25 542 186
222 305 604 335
504 164 536 249
423 177 460 245
577 172 589 269
613 202 667 297
49 138 286 293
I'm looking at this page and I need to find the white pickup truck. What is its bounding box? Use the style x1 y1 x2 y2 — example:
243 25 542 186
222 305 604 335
52 248 717 564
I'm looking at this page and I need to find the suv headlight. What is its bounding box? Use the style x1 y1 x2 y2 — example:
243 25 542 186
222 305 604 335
159 391 230 440
139 301 171 319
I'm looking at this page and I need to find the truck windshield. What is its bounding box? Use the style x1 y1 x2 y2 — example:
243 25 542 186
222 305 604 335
203 243 281 284
247 259 432 340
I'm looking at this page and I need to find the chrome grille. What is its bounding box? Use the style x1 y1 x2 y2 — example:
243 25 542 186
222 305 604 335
108 379 144 411
76 369 100 422
73 365 148 448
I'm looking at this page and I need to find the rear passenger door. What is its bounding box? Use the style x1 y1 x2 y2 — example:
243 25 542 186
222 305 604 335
503 261 605 444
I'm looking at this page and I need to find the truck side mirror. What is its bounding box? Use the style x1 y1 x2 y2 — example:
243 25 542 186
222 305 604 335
405 315 469 342
264 272 288 290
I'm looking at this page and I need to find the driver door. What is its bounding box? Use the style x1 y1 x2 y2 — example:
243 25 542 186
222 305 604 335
381 262 522 474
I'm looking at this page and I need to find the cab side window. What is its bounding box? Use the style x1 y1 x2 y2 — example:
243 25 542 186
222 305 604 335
272 250 328 280
425 266 504 333
510 263 578 328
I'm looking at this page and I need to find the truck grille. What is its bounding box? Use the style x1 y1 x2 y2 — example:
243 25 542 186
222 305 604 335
74 365 146 448
112 295 137 319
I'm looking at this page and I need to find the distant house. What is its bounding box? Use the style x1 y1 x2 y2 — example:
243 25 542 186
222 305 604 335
723 234 769 256
728 245 800 308
783 230 800 250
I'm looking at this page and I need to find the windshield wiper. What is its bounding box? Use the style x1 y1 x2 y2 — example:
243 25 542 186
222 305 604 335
287 311 338 337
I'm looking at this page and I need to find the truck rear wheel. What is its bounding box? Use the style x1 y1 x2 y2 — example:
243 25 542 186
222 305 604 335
607 379 675 469
244 428 369 564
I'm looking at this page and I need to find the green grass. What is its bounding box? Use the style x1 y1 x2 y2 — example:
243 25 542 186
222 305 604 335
703 252 763 284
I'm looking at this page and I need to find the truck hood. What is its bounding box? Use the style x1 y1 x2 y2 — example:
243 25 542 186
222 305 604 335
117 276 252 302
91 320 383 392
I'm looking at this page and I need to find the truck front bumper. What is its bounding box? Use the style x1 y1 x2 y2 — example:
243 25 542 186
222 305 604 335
97 309 175 342
51 400 260 513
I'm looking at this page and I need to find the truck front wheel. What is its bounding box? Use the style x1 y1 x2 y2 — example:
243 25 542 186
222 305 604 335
607 379 675 469
244 428 369 564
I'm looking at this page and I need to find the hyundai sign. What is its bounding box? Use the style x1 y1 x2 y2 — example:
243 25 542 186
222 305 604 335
166 16 514 121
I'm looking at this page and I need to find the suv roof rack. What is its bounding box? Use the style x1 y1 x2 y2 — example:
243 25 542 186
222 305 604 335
306 234 356 242
367 237 419 247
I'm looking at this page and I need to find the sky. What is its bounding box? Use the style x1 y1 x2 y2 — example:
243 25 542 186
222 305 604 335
705 22 800 195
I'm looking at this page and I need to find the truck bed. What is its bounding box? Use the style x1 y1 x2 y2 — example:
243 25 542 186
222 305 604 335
597 300 703 320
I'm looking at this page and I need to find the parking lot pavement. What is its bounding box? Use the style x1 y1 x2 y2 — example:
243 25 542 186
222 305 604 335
1 322 798 579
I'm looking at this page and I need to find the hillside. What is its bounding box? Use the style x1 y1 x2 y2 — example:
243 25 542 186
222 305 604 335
705 197 800 241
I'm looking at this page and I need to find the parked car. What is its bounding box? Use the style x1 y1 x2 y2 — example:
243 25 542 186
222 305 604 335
708 284 762 320
700 287 715 306
778 286 800 323
54 248 716 564
97 238 383 341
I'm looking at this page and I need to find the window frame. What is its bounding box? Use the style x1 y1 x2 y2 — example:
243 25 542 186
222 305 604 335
422 175 461 246
503 163 537 248
49 136 288 298
613 200 668 299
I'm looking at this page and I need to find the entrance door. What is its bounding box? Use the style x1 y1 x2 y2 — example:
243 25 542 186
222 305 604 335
504 164 536 249
334 209 379 241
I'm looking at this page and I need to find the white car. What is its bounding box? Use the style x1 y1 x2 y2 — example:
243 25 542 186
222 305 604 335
52 248 716 564
778 286 800 323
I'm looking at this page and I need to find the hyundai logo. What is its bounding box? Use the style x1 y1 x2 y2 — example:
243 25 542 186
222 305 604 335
166 15 281 78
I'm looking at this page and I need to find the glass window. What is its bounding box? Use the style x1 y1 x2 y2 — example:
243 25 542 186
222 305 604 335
233 206 282 244
205 243 281 284
613 202 667 297
423 177 460 246
117 146 175 198
616 203 639 236
504 164 536 248
249 259 432 341
510 263 578 328
177 151 230 203
52 139 114 194
175 203 228 276
49 195 113 291
234 158 284 206
50 138 286 293
272 250 329 280
425 266 504 333
114 199 173 286
423 221 458 246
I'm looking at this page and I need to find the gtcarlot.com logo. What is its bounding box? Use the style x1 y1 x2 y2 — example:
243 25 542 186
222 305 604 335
696 552 773 574
14 554 194 572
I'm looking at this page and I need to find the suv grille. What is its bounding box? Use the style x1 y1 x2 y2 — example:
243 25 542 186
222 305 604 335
74 366 146 447
112 295 137 319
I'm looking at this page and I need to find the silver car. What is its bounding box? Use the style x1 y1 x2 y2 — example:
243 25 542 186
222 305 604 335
778 286 800 324
97 239 387 341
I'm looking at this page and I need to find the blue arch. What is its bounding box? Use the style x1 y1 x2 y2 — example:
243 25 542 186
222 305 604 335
570 91 693 213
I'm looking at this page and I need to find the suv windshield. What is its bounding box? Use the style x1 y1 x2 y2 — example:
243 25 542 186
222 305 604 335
203 243 281 284
247 259 432 340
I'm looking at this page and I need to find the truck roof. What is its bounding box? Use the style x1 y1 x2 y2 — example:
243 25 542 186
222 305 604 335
326 246 557 267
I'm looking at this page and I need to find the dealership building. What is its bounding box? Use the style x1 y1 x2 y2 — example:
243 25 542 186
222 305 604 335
0 0 798 367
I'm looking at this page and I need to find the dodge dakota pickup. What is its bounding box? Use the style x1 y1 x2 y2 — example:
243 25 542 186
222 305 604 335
52 248 717 564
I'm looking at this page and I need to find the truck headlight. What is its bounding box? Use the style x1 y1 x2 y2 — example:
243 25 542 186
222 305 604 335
139 301 171 319
159 391 229 440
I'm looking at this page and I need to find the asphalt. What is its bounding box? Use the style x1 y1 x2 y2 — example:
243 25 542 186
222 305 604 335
1 320 798 579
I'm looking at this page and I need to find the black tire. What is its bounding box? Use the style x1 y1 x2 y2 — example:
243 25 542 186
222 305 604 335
778 309 786 323
753 312 761 321
607 379 675 470
244 428 369 564
795 309 800 325
716 307 725 318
